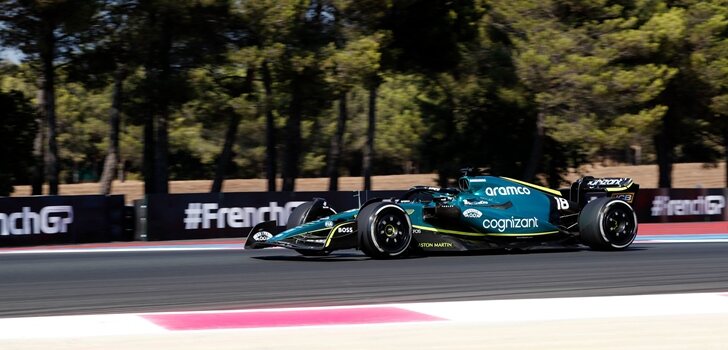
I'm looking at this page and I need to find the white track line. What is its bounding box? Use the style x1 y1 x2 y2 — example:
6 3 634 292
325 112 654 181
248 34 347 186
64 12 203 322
0 314 166 339
1 292 727 339
398 292 728 322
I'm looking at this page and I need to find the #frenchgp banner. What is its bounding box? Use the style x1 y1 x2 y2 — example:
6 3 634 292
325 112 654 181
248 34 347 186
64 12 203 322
0 195 126 246
139 191 404 241
139 187 728 241
634 188 728 223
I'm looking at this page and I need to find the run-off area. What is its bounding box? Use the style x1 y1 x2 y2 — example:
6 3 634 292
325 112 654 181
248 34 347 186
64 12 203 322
1 292 728 350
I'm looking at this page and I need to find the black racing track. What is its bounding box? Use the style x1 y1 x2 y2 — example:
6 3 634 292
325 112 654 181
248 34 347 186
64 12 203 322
1 243 727 317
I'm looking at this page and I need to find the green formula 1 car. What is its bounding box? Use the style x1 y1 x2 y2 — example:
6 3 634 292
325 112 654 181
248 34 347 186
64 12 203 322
245 172 639 259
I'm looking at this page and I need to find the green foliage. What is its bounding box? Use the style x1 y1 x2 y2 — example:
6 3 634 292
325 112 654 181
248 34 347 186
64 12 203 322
55 81 109 181
2 0 727 189
499 0 675 161
339 74 426 174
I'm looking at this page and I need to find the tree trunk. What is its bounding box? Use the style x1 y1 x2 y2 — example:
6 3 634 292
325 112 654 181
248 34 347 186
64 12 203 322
262 61 277 192
327 92 348 191
143 111 156 194
282 77 302 192
363 85 377 190
655 121 673 188
210 111 241 193
154 108 169 194
31 86 45 195
724 129 727 187
438 169 449 188
210 69 253 193
522 111 544 182
99 68 124 195
152 25 173 195
40 24 59 195
142 52 156 195
143 10 159 195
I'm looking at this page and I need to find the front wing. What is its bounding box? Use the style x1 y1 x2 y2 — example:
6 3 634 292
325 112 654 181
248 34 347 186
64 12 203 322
244 220 358 251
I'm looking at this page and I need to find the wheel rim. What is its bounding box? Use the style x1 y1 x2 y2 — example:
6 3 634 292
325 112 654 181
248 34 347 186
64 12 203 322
372 207 411 254
601 202 636 247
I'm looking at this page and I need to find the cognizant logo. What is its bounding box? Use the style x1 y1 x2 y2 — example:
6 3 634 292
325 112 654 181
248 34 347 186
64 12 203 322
482 216 539 232
183 201 306 230
0 206 74 235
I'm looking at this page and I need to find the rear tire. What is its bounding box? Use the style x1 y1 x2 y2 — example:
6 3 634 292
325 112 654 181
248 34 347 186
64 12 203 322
579 198 637 250
287 201 336 256
357 202 413 259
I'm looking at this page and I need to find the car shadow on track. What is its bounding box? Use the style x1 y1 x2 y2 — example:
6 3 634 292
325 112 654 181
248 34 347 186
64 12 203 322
252 253 371 262
250 246 647 262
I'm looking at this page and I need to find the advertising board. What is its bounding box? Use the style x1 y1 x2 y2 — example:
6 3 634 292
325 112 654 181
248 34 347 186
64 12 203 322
635 188 727 223
0 195 126 246
140 191 404 240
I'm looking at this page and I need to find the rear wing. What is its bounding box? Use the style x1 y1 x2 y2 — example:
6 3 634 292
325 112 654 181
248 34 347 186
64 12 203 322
565 176 639 209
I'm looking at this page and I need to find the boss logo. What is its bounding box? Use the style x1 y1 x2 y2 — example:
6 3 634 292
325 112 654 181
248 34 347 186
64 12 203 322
337 227 354 233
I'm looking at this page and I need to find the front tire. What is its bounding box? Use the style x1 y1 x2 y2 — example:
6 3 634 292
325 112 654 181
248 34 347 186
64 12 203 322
579 198 637 250
287 200 336 256
357 202 413 259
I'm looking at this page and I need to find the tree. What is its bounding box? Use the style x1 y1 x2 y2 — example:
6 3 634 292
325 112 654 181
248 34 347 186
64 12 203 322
322 29 385 190
232 0 285 191
237 0 334 192
0 0 99 194
383 0 489 185
66 0 141 194
132 0 232 194
683 0 728 185
492 0 678 184
209 67 254 193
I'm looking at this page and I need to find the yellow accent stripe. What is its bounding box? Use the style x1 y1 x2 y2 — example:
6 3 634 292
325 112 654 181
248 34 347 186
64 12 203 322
604 180 633 192
485 231 559 236
501 177 562 196
324 223 348 247
605 187 627 192
413 225 486 236
412 225 558 237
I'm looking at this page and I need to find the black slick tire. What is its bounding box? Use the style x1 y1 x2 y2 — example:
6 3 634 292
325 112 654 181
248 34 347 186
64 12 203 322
578 197 638 250
357 202 413 259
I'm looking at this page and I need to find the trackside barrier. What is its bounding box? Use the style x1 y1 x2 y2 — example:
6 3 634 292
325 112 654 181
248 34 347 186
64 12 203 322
1 187 726 246
636 188 728 223
136 191 403 241
136 188 727 240
0 195 127 246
